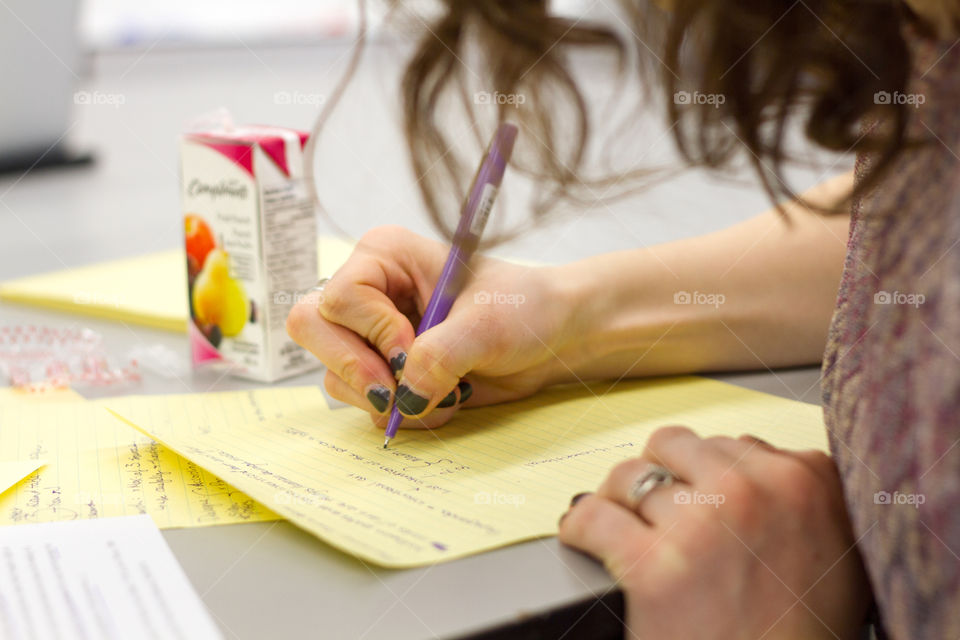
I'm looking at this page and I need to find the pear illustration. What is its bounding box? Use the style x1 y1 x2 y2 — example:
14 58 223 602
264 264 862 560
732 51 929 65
192 249 249 337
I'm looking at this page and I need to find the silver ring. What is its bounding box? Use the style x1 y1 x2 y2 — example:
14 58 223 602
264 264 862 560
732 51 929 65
308 278 331 309
627 464 675 512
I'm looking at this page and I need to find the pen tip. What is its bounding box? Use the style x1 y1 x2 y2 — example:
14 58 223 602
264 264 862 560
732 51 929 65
382 438 390 449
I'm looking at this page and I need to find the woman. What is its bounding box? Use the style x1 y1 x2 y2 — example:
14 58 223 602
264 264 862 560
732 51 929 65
287 1 959 637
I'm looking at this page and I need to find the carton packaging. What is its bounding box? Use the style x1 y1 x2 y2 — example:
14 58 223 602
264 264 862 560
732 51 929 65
180 125 319 381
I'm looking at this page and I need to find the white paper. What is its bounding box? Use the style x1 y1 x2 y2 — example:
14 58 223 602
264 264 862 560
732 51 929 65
0 515 222 640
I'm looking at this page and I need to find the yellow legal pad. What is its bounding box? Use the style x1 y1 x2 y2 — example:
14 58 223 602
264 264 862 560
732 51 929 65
106 377 828 568
0 399 278 528
0 388 81 496
0 235 358 332
0 461 47 497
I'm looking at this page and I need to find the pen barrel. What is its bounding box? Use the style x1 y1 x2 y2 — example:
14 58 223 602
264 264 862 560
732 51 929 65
416 123 517 335
385 123 517 443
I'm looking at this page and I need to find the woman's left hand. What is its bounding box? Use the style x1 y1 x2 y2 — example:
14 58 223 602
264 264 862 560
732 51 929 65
558 426 871 640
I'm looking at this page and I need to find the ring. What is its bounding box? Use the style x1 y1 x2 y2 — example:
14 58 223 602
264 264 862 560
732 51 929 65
627 464 676 512
308 278 331 309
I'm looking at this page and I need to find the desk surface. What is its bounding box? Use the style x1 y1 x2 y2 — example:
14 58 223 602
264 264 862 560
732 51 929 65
0 40 837 639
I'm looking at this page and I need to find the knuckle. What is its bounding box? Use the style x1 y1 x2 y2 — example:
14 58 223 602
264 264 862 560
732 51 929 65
771 458 821 510
337 356 365 389
714 471 762 525
366 312 401 351
316 281 350 322
607 458 644 488
645 425 693 453
412 339 462 384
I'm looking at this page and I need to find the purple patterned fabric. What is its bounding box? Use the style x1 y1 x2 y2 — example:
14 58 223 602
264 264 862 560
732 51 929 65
821 26 960 640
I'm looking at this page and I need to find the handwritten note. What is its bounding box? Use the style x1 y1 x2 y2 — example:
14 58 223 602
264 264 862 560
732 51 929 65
0 515 222 640
107 377 828 568
0 400 277 528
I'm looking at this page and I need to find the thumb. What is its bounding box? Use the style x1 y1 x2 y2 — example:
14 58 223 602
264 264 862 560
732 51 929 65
392 312 490 418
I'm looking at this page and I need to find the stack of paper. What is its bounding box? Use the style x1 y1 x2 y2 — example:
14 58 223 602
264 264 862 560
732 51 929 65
0 388 277 529
107 377 828 568
0 515 222 639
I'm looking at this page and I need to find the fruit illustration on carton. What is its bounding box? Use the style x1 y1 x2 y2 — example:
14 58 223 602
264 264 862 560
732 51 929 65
184 213 215 278
192 248 248 337
181 125 319 381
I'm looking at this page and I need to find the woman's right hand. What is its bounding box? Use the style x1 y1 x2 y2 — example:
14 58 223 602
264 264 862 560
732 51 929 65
286 225 579 430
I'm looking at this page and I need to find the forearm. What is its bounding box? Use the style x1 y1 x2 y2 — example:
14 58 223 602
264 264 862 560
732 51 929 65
551 171 853 381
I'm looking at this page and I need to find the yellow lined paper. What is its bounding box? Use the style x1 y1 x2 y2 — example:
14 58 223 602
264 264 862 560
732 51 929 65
0 235 361 332
0 400 278 528
107 377 828 568
0 460 47 496
0 388 74 496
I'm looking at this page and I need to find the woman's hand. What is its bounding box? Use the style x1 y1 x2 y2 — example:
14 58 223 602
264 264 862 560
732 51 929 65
559 427 871 639
286 225 577 429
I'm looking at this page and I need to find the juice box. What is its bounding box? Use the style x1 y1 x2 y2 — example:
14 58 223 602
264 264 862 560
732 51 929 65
180 125 320 382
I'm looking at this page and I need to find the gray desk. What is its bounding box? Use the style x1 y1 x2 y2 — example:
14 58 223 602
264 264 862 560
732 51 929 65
0 41 837 639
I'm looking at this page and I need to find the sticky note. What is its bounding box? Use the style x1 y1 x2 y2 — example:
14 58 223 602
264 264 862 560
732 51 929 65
107 377 828 568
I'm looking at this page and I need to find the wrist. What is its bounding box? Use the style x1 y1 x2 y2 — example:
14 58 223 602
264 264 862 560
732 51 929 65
544 252 689 383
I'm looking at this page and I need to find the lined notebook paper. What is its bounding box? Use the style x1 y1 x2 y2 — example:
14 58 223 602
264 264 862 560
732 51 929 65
0 235 357 332
107 377 828 568
0 399 277 528
0 388 76 497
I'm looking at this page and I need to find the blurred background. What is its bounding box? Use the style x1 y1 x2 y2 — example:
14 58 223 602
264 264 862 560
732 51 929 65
0 0 847 280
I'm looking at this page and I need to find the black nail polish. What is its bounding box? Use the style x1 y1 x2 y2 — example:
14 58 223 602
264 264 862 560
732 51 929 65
457 381 473 404
437 389 457 408
390 352 407 380
366 386 391 413
395 385 429 416
570 492 591 507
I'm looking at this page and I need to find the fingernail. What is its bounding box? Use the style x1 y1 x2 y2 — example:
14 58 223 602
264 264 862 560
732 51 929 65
365 385 391 414
457 381 473 404
390 352 407 381
436 388 457 409
570 492 591 507
395 384 429 416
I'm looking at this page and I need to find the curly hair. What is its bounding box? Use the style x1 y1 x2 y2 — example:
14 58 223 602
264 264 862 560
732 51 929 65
313 0 916 239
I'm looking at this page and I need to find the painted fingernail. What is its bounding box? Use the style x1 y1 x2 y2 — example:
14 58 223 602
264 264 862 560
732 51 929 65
570 492 591 507
395 384 429 416
365 385 391 414
457 381 473 404
436 389 457 409
389 352 407 380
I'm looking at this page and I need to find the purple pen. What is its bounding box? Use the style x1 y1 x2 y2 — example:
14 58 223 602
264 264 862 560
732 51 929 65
383 122 518 448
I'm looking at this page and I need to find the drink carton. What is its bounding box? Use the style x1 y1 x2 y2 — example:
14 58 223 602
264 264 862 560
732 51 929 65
180 125 319 382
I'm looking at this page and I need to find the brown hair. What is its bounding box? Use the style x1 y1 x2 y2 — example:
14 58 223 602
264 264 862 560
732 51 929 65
319 1 916 238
